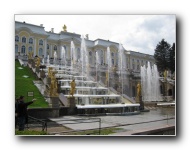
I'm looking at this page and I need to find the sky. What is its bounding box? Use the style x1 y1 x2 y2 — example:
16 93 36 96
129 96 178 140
15 15 176 55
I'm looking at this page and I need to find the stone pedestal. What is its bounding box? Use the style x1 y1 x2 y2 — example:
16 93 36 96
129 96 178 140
136 96 144 110
36 67 40 73
49 97 60 108
67 97 76 115
40 70 46 79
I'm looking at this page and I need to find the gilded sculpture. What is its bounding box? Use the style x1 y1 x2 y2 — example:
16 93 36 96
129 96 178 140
63 24 67 32
48 67 53 78
164 69 167 81
137 82 141 97
35 57 41 67
70 79 76 97
50 71 58 97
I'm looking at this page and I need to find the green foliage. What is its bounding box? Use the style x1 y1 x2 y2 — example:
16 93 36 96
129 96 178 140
15 60 48 108
154 39 175 73
15 130 47 135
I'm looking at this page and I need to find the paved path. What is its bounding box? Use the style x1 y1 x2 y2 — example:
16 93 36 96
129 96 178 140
49 107 175 135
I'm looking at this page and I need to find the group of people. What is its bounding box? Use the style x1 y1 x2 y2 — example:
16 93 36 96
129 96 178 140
15 96 36 131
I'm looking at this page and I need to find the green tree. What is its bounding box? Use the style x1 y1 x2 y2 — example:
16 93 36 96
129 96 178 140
154 39 171 72
167 43 175 74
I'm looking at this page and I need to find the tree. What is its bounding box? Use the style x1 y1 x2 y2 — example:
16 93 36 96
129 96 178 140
154 39 171 72
167 43 175 74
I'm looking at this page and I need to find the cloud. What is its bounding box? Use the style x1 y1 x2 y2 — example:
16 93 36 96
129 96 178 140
15 15 175 55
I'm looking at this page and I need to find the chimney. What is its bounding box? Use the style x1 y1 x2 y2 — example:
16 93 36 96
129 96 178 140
51 28 54 33
40 24 43 27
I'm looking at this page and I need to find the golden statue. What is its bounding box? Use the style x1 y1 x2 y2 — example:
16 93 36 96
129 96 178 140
137 82 141 97
50 72 58 96
164 70 167 81
70 79 76 97
48 67 53 78
63 24 67 32
35 57 41 67
28 51 33 59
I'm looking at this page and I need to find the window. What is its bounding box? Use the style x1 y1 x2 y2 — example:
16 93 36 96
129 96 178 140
22 37 26 43
15 35 19 42
29 38 33 44
112 59 114 65
21 45 26 53
15 45 18 53
100 50 104 64
54 45 57 50
47 44 49 49
89 51 92 56
132 64 135 70
137 65 140 70
39 48 43 56
137 59 139 63
39 39 43 45
77 48 80 59
111 52 114 57
28 47 32 53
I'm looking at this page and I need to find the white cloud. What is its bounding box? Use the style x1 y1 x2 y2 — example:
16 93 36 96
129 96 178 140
15 15 175 55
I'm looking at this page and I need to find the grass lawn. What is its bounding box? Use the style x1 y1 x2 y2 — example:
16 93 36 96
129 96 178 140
15 60 49 108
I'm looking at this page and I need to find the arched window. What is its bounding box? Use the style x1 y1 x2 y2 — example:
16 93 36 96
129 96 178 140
112 59 114 65
47 44 49 49
22 37 26 43
28 46 32 53
15 35 19 42
111 52 114 57
89 51 92 64
77 48 80 59
29 38 33 44
39 48 43 56
21 45 26 54
54 45 57 50
15 45 18 53
39 39 43 45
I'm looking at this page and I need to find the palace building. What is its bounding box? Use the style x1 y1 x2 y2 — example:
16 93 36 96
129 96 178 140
15 21 156 98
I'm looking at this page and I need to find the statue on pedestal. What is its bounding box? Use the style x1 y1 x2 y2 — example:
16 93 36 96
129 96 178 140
35 57 41 67
28 51 33 60
137 82 141 97
48 67 53 78
50 72 58 97
164 69 167 81
70 79 76 97
63 24 67 32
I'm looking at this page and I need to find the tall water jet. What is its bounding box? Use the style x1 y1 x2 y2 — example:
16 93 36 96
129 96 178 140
61 46 66 68
71 41 76 70
107 47 112 92
53 51 57 66
47 55 50 66
80 35 89 77
118 44 126 97
96 51 100 82
141 62 162 101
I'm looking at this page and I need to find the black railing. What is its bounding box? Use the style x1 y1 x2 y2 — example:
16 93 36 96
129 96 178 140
26 116 47 132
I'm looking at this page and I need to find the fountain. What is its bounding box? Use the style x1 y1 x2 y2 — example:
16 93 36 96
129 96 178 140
141 62 162 101
107 47 112 93
96 51 100 82
47 55 50 66
61 46 66 68
71 41 76 70
53 51 57 66
118 44 126 97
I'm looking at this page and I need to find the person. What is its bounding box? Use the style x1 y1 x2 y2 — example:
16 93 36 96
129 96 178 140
17 96 36 131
